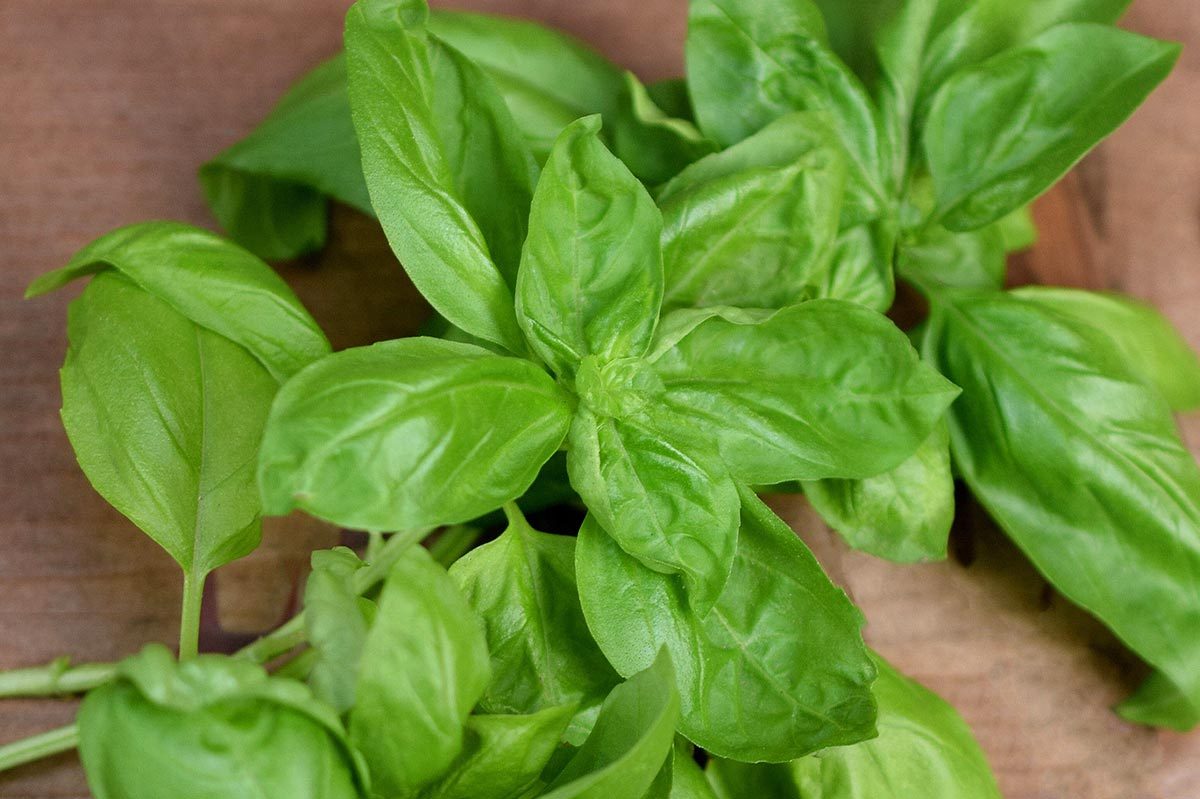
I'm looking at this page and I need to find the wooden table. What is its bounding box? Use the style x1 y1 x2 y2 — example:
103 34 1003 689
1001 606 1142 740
1 1 1197 796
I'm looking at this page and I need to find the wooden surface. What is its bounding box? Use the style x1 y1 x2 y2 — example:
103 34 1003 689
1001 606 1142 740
1 1 1198 796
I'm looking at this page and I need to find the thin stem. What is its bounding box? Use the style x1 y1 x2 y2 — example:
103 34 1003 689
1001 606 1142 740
235 615 307 665
427 525 481 567
178 572 205 660
0 660 116 699
0 725 78 772
272 648 318 681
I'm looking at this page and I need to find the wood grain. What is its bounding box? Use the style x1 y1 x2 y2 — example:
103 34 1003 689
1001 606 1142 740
1 1 1197 796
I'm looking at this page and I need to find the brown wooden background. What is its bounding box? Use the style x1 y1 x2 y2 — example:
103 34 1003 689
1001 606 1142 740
1 1 1198 796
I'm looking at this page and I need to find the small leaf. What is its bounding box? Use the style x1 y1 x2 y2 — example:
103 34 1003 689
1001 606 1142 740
611 71 718 186
926 24 1179 231
78 645 366 799
304 548 370 714
540 650 680 799
349 546 491 796
804 423 954 564
258 337 572 531
449 509 619 731
516 116 664 378
576 490 877 762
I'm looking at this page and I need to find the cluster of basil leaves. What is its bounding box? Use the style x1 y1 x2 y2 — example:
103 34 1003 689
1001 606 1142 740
18 0 1200 795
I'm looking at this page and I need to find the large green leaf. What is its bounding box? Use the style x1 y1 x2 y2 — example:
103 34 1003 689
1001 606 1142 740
427 9 626 162
540 650 680 799
576 490 877 761
78 645 366 799
650 302 959 484
686 0 889 215
790 652 1001 797
516 116 663 378
349 546 491 796
199 56 371 260
658 114 863 311
923 288 1200 730
344 0 532 352
804 423 954 563
449 509 619 733
258 337 572 531
567 404 740 615
925 24 1179 231
419 707 575 799
28 222 330 382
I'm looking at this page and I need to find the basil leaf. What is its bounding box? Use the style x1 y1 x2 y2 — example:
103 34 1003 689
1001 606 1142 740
540 650 680 799
78 645 366 799
516 116 663 377
925 24 1179 231
790 652 1001 797
994 205 1038 252
686 0 889 214
419 706 576 799
449 509 619 734
258 337 572 531
645 79 697 122
706 760 798 799
650 302 959 484
304 548 369 714
668 739 719 799
612 72 718 186
1014 287 1200 412
426 9 626 162
898 224 1007 293
345 0 529 352
657 114 859 311
28 221 331 382
576 489 877 762
1118 671 1200 731
349 546 491 796
920 0 1134 97
922 288 1200 732
199 55 371 260
567 404 740 615
804 423 953 564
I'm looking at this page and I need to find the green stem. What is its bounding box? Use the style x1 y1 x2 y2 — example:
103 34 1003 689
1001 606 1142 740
0 725 78 772
427 525 481 567
0 660 116 698
178 572 206 660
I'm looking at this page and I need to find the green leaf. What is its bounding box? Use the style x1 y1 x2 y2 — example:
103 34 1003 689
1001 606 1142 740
668 739 719 799
650 302 959 484
923 288 1200 732
304 548 369 714
258 337 572 531
349 546 491 796
28 221 331 382
567 403 740 615
1014 287 1200 412
994 204 1038 252
78 645 366 799
449 508 620 733
804 423 954 563
199 55 372 261
57 274 269 580
516 116 663 378
1118 671 1200 731
925 24 1179 231
576 489 877 761
686 0 889 212
790 652 1001 797
344 0 531 352
919 0 1134 97
540 650 680 799
612 72 718 186
420 706 576 799
898 224 1007 293
706 759 799 799
657 113 857 311
427 9 626 162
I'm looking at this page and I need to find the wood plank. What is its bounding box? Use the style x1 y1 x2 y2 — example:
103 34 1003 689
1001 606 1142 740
1 1 1197 795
